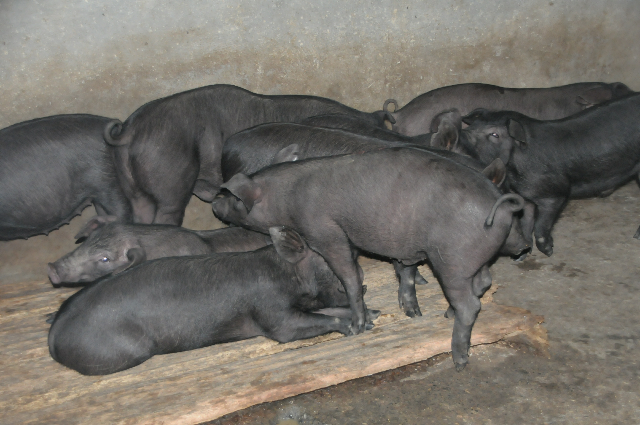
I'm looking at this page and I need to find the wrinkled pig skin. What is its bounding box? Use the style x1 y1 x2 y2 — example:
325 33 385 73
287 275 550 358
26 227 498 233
459 93 640 257
0 115 132 241
48 216 271 286
382 82 634 137
212 148 528 370
48 227 380 375
105 84 392 226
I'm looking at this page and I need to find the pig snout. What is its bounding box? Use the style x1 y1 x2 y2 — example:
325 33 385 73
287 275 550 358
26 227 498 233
47 263 62 287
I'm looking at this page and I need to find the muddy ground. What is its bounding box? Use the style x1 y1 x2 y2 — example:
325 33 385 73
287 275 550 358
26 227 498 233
206 182 640 425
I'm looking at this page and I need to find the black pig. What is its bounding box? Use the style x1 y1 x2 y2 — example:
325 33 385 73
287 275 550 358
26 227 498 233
0 115 131 240
48 227 379 375
381 82 633 137
105 85 392 225
457 93 640 256
48 216 271 286
212 148 529 370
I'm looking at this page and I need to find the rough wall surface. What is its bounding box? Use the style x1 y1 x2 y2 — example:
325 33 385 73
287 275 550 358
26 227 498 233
1 0 639 128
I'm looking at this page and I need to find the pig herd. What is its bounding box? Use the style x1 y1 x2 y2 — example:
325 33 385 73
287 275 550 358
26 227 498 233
1 81 638 375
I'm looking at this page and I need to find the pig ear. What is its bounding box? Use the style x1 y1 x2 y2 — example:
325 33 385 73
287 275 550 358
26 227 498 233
269 226 309 264
429 113 461 151
462 108 489 125
576 86 613 107
273 144 300 164
507 119 527 146
482 158 507 187
220 174 262 212
429 109 462 133
111 247 147 275
74 215 118 241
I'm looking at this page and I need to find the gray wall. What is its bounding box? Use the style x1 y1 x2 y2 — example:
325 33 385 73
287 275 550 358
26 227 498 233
1 0 639 283
2 0 639 128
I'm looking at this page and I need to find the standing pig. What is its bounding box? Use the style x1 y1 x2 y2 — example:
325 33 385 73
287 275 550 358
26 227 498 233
456 93 640 256
48 227 379 375
0 115 131 240
212 148 529 370
105 84 393 225
382 82 633 136
48 215 271 286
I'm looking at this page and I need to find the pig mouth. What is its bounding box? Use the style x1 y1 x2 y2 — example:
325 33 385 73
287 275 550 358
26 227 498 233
47 263 62 287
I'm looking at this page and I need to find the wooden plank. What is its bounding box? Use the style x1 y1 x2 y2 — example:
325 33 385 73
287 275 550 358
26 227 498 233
0 258 546 425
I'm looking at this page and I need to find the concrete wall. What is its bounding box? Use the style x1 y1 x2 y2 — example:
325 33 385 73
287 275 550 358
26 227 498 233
2 0 639 128
1 0 639 283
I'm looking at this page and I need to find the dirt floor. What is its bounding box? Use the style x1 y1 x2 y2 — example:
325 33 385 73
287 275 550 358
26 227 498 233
205 182 640 425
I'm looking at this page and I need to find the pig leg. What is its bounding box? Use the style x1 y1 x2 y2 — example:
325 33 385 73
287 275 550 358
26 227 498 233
192 127 224 202
443 264 488 318
314 307 381 330
131 195 157 224
308 231 367 335
392 262 422 317
440 274 482 371
532 196 568 257
394 260 428 285
472 265 492 297
129 138 200 225
267 311 352 342
515 201 536 261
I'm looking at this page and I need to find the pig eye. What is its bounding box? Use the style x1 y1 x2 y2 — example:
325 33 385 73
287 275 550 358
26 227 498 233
490 132 499 138
100 257 110 263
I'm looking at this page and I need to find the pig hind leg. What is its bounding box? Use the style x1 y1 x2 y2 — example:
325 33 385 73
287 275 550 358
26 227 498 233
53 323 156 375
442 265 489 320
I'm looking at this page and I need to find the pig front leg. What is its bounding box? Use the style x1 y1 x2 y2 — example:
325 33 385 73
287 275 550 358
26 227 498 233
392 262 422 317
532 196 568 257
310 235 367 335
314 307 381 330
267 311 353 342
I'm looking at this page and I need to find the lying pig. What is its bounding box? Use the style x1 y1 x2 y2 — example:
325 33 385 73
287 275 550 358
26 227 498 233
47 215 271 286
0 115 131 241
48 227 380 375
456 92 640 256
382 82 634 136
212 148 529 370
104 84 393 225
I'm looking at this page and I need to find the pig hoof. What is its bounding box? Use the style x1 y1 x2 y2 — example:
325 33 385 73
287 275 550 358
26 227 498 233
444 306 455 319
404 306 422 318
365 322 375 331
535 237 554 257
454 362 467 372
366 309 382 321
634 226 640 239
415 273 428 285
